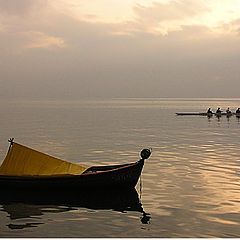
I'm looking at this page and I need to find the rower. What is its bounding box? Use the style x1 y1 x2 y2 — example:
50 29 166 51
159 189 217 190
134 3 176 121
207 108 212 114
216 107 222 113
236 108 240 114
226 108 232 114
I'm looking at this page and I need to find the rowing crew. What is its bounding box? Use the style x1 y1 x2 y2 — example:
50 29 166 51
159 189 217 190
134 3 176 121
207 107 240 115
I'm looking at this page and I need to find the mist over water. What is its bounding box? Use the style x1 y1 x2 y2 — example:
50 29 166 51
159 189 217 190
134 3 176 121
0 98 240 237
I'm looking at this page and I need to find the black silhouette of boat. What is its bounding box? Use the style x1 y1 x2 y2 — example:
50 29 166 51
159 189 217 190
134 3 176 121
0 139 151 191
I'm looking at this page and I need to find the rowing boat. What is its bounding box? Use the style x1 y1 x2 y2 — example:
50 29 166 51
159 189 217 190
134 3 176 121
176 112 237 117
0 139 151 191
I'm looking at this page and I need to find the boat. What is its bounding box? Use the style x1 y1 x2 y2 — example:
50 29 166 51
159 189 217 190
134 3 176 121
176 112 236 117
0 139 151 191
176 112 210 116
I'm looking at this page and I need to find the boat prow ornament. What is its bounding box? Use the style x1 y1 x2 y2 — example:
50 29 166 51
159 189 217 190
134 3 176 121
140 148 152 160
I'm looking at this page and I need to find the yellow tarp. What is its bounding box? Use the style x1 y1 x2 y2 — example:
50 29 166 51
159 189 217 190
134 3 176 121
0 143 88 176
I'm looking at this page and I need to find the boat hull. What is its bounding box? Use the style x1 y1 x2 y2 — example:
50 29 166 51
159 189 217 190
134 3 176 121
176 112 237 116
0 159 144 191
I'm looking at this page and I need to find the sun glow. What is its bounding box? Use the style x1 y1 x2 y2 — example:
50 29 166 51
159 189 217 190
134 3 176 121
50 0 240 36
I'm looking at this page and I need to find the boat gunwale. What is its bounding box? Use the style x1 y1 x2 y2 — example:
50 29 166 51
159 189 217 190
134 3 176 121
0 160 143 180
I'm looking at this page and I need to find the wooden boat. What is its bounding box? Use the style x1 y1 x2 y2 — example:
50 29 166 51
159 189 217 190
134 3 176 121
0 139 151 191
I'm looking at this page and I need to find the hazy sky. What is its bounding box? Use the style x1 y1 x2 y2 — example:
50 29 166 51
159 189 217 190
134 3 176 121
0 0 240 99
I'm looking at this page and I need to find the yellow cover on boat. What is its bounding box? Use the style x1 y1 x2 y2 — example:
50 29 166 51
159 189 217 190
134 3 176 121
0 143 88 176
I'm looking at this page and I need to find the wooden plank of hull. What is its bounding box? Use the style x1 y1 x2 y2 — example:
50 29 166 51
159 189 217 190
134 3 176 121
0 159 145 190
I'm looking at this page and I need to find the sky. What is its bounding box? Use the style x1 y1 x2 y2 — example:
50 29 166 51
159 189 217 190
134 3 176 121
0 0 240 99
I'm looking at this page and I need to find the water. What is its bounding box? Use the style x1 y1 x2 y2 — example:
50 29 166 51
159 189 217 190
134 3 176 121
0 98 240 237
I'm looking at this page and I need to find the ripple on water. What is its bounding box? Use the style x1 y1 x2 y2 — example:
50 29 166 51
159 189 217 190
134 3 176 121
0 99 240 237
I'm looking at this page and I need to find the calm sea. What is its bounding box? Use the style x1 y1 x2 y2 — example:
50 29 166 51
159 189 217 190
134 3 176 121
0 98 240 237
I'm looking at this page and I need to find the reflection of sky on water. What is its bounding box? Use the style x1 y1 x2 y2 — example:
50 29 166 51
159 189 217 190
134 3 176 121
0 197 151 237
0 98 240 237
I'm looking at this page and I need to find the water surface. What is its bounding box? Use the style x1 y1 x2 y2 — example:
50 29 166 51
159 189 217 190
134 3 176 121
0 98 240 237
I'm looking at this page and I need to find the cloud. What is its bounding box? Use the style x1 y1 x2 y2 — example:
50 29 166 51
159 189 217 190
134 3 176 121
0 0 47 16
134 0 209 22
221 18 240 34
0 0 65 52
0 1 239 99
25 31 66 49
132 0 210 34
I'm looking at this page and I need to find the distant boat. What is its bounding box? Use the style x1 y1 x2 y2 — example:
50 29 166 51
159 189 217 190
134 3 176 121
0 139 151 191
176 112 237 117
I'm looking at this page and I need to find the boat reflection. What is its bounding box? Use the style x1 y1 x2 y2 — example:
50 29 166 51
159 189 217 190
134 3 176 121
236 115 240 123
0 188 150 230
